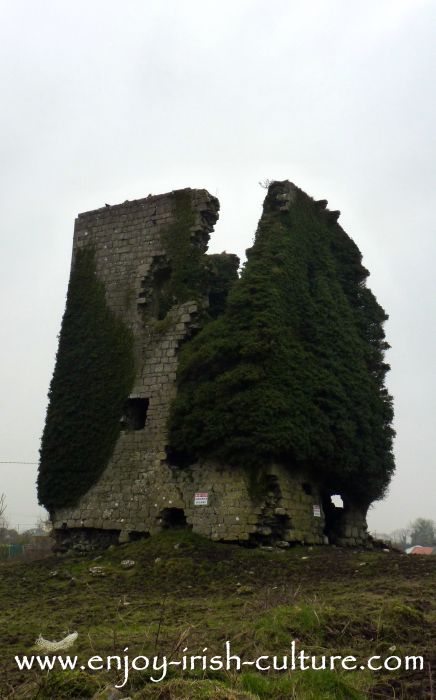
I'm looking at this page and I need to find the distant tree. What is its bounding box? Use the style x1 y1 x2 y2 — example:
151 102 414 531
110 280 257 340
35 515 52 533
409 518 435 546
0 493 7 530
390 528 410 550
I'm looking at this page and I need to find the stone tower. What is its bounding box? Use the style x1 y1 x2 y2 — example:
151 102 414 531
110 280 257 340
42 185 375 549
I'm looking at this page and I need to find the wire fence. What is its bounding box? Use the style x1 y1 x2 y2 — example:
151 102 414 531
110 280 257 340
0 540 52 560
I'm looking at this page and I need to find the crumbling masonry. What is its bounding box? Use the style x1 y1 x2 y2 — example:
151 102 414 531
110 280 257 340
50 187 369 549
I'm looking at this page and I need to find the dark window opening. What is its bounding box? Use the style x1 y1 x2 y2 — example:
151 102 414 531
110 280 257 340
302 483 312 495
165 446 196 468
159 508 190 530
120 398 149 431
154 269 172 317
137 257 173 319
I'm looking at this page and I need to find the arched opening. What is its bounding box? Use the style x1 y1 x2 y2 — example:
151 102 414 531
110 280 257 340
322 493 345 543
159 508 190 530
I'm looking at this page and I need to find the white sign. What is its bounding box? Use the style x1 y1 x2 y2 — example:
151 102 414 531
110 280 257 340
194 492 208 506
313 504 321 518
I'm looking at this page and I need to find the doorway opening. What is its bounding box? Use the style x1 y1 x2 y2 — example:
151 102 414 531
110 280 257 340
322 493 345 542
159 508 190 530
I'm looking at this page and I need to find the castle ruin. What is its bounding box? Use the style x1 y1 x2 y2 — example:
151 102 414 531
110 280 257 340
39 182 394 549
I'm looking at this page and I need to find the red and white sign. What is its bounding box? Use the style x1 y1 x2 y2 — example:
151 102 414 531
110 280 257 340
194 492 208 506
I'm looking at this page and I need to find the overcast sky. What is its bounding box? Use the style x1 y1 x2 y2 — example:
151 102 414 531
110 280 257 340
0 0 435 534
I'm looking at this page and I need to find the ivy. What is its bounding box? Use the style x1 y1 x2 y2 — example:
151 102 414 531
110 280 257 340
168 182 395 507
38 247 135 511
157 191 208 317
144 191 239 323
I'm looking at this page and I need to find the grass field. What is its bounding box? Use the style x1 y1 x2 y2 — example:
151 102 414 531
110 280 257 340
0 531 434 699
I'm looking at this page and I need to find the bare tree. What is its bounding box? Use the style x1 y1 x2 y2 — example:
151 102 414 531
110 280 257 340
35 514 52 533
0 493 8 531
258 178 273 189
410 518 435 546
390 528 410 550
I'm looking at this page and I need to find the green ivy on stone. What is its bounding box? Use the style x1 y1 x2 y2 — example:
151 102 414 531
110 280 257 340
38 247 135 511
168 182 395 508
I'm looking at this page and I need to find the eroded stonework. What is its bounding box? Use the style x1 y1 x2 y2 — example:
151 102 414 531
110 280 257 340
52 188 369 548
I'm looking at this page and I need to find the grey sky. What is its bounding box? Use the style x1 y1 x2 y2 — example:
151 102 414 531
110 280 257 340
0 0 435 533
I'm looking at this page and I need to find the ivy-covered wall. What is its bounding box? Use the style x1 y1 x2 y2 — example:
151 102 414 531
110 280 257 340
38 248 135 511
168 181 395 508
147 190 239 322
38 188 238 517
41 184 392 547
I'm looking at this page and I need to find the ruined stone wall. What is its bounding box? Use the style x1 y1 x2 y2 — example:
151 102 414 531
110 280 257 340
53 189 368 548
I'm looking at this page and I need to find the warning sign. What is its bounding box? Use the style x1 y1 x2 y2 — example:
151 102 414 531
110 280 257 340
313 505 321 517
194 492 208 506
